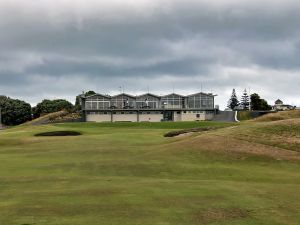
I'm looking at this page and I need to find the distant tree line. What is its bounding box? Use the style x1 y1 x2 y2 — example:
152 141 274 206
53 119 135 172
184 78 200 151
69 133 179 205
0 89 274 126
227 89 272 111
0 91 96 126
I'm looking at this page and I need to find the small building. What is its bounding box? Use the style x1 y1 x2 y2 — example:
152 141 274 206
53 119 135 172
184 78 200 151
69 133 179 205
273 99 295 111
80 92 217 122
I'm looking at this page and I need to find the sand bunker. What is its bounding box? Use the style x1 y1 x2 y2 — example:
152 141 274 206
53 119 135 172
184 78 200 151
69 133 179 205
34 131 82 137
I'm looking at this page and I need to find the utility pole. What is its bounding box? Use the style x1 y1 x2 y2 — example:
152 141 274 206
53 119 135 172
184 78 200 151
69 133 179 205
200 83 203 109
0 107 2 129
248 87 251 111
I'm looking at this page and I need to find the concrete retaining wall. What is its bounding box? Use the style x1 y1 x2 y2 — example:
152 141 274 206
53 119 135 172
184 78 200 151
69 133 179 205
86 114 111 122
113 114 137 122
85 111 215 122
139 114 163 122
205 113 214 120
173 112 182 122
181 112 205 121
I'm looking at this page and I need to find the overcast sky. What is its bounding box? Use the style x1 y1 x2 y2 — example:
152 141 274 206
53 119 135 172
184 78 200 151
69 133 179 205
0 0 300 108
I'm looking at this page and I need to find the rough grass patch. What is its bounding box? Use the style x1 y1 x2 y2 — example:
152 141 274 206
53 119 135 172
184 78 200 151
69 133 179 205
254 110 300 122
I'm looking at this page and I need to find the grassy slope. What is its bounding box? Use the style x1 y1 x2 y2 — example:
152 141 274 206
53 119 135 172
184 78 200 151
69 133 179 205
254 110 300 122
237 111 253 121
0 121 299 225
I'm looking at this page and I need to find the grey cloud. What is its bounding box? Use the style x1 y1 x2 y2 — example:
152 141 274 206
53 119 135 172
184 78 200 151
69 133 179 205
0 0 300 108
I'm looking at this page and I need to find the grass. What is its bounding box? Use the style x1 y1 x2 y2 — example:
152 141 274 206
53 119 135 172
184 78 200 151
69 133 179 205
0 119 299 225
237 111 253 121
254 110 300 122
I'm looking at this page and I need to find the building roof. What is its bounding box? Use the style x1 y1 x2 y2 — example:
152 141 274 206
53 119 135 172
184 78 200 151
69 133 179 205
82 92 217 99
187 92 217 97
112 93 136 98
275 99 283 104
84 93 111 99
161 93 184 98
136 93 161 98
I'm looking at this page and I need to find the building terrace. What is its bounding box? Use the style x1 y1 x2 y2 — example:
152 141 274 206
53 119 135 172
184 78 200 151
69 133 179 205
80 92 217 122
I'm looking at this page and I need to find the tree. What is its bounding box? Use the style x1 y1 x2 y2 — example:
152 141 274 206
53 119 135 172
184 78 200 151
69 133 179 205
0 96 32 125
250 93 272 110
227 89 239 110
34 99 74 118
240 89 250 110
75 90 96 111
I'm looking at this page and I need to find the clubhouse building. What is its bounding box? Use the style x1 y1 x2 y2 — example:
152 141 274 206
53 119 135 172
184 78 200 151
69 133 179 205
80 92 217 122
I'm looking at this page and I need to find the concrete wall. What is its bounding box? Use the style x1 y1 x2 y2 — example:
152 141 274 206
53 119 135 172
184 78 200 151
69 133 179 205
181 112 205 121
113 114 137 122
85 111 215 122
139 114 163 122
205 113 214 120
86 114 111 122
173 112 182 122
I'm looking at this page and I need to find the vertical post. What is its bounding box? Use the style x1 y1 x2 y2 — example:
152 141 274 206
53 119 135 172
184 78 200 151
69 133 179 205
0 107 2 128
248 87 251 111
200 83 203 110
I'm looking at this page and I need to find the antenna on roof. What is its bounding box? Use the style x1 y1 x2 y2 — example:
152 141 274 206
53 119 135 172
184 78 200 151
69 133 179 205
147 86 150 93
200 83 203 109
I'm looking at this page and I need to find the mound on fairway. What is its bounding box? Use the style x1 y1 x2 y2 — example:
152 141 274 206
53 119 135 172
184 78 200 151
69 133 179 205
253 109 300 122
34 130 82 137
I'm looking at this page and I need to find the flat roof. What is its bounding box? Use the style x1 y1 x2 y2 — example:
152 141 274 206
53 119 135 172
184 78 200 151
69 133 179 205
84 92 217 99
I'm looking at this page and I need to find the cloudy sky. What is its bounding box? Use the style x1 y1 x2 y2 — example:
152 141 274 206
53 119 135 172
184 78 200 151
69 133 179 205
0 0 300 108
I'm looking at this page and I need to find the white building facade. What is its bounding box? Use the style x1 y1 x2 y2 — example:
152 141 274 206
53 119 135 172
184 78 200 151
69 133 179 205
81 92 217 122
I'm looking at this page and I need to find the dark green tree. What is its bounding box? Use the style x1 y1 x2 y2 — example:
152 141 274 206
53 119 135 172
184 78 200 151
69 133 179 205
240 89 250 110
250 93 272 110
75 90 96 111
227 89 239 110
0 96 32 125
34 99 74 118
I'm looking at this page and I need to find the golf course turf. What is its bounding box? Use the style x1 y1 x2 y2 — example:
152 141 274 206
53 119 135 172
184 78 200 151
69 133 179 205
0 119 299 225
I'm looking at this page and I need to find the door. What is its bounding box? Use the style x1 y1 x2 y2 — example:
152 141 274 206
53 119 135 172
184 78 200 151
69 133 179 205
163 111 173 121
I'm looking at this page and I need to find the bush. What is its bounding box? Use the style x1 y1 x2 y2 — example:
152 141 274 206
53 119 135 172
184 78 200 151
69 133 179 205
33 99 74 118
0 96 32 125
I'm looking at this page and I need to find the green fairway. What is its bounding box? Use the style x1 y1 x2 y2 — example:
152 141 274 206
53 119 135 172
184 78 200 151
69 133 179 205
0 120 299 225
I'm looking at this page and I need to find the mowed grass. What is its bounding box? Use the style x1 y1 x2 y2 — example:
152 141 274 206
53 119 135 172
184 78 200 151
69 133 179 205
0 120 299 225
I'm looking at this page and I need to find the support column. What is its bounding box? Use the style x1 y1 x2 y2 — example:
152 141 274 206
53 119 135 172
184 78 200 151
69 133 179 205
81 110 87 122
137 110 139 122
111 111 113 122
